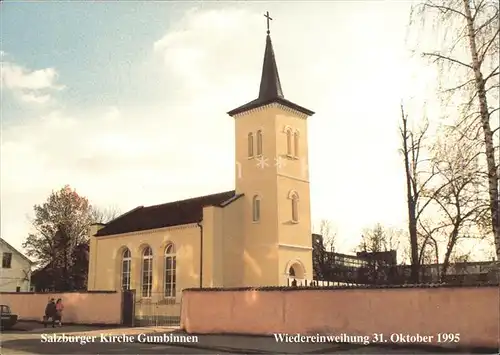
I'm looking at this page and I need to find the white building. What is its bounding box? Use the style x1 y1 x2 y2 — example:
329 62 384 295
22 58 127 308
0 238 33 292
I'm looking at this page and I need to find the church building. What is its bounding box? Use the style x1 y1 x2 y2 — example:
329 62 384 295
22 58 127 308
87 18 315 302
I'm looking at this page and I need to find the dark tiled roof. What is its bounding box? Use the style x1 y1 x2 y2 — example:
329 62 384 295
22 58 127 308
258 33 284 101
228 97 314 117
228 34 314 117
95 191 242 237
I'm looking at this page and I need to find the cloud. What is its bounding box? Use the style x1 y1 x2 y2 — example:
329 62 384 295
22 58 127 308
20 93 51 104
2 65 59 90
1 61 64 104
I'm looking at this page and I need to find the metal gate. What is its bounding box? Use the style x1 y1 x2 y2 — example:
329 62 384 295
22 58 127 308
121 290 135 326
134 295 181 327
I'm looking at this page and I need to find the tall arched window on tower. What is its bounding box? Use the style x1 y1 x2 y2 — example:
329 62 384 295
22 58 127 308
248 132 254 158
289 191 299 223
294 131 300 159
252 195 261 222
164 244 176 298
256 130 263 156
141 246 153 298
286 128 293 156
121 248 131 290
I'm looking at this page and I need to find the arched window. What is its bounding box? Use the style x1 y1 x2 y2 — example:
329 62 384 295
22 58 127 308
256 130 263 156
248 133 254 157
252 195 261 222
286 129 293 156
289 266 296 277
164 244 176 298
290 192 299 223
141 246 153 298
294 131 300 158
121 248 131 290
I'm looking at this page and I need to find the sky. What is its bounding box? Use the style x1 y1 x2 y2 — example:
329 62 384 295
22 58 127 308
1 1 493 259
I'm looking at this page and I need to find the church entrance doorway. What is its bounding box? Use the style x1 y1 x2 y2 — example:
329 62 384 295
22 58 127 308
286 260 306 286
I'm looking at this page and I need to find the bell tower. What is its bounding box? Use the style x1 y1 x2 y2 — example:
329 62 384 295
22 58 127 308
228 12 315 286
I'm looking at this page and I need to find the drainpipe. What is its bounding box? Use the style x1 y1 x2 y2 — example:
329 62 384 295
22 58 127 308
197 221 203 288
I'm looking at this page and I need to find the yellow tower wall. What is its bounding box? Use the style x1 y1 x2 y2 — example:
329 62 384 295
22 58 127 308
233 103 313 287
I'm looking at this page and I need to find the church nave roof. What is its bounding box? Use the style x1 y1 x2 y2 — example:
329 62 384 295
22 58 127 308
94 190 242 237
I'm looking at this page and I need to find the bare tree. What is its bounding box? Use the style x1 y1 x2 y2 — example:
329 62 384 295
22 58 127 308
417 218 441 266
356 224 405 284
91 205 121 224
404 222 441 283
312 219 336 281
399 105 442 282
315 219 336 251
411 0 500 261
425 134 489 280
357 223 403 253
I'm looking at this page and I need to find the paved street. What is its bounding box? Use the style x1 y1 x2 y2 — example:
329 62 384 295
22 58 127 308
0 331 428 355
0 328 419 354
1 323 490 354
1 329 218 354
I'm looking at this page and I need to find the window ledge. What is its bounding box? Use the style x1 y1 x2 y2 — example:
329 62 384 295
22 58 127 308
248 156 254 160
252 220 260 224
290 220 300 224
286 154 294 159
293 156 299 160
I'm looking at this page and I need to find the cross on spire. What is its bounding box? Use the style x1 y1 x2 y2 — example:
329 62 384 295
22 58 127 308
226 12 315 118
264 11 272 35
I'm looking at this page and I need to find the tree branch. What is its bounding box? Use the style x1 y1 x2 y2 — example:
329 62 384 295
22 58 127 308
473 3 498 34
471 0 487 21
479 27 500 64
417 178 453 220
422 52 473 69
423 2 468 18
443 78 476 93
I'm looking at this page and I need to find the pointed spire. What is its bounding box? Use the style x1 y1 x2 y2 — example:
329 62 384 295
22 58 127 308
258 34 284 101
227 13 314 118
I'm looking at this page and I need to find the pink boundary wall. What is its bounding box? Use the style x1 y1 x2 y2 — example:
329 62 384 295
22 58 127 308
0 291 122 325
181 286 500 348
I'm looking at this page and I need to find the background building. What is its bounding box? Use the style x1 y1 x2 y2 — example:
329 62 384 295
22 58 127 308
0 238 33 292
312 233 497 285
